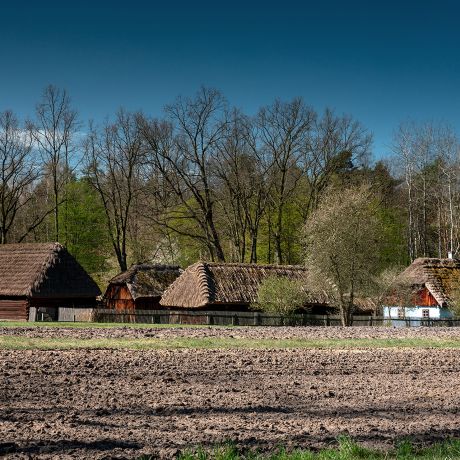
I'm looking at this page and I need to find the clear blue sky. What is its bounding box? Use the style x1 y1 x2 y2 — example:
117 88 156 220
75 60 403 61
1 1 459 158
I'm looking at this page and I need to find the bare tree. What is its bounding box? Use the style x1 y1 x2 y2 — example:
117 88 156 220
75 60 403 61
393 124 417 260
85 110 144 271
139 88 228 261
299 109 372 218
257 98 315 263
0 111 42 243
27 85 79 242
214 111 272 262
304 185 383 326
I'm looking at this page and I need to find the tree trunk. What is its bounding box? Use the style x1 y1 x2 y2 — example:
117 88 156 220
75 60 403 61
207 211 225 262
274 196 284 264
250 232 258 263
54 187 59 242
116 248 128 272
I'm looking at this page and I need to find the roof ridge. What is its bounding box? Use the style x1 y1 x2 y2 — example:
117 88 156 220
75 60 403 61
200 261 306 270
194 262 211 305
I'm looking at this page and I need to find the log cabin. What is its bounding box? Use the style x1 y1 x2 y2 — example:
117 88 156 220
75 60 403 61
103 264 182 311
0 243 101 321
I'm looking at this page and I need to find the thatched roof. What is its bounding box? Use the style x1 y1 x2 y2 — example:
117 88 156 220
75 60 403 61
108 264 182 300
399 257 460 306
160 262 324 308
0 243 101 298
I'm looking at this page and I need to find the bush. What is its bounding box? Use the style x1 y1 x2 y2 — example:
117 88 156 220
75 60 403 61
253 276 309 315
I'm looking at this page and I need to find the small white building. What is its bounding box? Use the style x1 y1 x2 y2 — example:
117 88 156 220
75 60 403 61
383 257 460 325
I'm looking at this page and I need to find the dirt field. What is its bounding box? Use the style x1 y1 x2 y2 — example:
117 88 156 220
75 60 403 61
4 324 460 340
1 326 460 458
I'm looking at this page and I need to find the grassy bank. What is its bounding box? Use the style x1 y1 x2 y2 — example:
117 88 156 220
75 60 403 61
174 437 460 459
1 335 460 350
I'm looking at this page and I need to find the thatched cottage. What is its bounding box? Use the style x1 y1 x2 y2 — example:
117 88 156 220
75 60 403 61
160 261 331 312
384 257 460 320
0 243 101 321
103 264 182 311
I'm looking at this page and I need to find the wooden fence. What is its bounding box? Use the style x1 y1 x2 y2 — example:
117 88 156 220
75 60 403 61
30 307 95 322
93 309 460 327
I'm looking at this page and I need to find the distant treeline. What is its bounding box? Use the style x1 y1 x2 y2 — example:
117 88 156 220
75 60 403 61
1 85 459 282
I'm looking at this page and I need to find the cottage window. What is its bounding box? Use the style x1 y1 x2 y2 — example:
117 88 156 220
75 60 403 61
422 309 430 318
397 307 405 319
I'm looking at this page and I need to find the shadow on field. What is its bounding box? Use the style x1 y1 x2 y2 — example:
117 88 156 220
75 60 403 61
0 439 141 456
2 401 460 421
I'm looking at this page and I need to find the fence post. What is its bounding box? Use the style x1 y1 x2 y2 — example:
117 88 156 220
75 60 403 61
254 312 261 326
232 314 239 326
207 314 214 325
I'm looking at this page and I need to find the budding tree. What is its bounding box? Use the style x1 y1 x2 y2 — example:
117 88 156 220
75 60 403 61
303 185 383 326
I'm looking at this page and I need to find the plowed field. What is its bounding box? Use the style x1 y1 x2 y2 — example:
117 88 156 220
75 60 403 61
1 326 460 458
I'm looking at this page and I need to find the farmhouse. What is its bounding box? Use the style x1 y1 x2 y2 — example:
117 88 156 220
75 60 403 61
0 242 101 321
160 261 331 312
103 264 182 311
384 257 460 320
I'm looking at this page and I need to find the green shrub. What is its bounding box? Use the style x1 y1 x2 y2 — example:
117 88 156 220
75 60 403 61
253 276 309 315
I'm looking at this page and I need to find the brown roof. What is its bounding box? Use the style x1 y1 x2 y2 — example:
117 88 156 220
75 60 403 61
107 264 182 300
399 257 460 306
160 262 324 308
0 243 101 298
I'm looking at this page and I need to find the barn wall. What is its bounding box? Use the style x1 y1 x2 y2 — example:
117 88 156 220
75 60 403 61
103 284 135 311
0 298 29 321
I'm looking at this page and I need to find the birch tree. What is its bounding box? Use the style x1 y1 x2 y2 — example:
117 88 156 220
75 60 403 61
393 122 460 260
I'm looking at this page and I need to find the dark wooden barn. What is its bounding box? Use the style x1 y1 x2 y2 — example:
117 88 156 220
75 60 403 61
103 264 182 311
0 243 101 321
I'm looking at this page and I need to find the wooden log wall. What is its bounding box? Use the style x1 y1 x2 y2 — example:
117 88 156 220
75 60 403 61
0 299 29 321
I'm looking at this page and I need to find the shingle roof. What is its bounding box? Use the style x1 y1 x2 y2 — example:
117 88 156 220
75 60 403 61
0 242 101 298
399 257 460 306
107 264 182 300
160 262 323 308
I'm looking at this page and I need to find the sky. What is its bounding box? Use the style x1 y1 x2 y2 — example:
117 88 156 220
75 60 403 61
1 0 459 159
